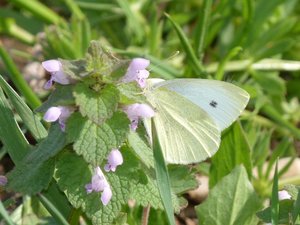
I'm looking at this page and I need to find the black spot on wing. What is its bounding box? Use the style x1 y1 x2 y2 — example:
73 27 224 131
209 100 218 108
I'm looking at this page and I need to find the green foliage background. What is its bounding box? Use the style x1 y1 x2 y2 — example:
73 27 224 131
1 0 300 225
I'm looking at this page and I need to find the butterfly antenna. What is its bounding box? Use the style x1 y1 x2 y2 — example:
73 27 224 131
148 51 180 72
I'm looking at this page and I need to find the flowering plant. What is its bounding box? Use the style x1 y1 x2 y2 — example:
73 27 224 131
5 41 197 224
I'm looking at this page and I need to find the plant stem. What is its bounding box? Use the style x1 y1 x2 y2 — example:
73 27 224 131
142 204 151 225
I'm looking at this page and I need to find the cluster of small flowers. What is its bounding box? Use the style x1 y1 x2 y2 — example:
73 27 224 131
41 58 155 205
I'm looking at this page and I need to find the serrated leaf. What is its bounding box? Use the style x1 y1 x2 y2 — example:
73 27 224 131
117 82 146 104
67 112 129 165
130 175 163 210
86 41 117 76
36 85 75 112
210 122 252 187
55 151 135 225
7 124 66 194
74 83 120 124
196 166 262 225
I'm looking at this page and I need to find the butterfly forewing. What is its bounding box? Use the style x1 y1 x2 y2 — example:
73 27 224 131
148 87 220 164
154 79 250 131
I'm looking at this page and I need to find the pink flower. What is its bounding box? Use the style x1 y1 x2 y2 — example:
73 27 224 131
42 60 72 89
122 58 150 88
85 167 112 205
104 149 123 172
123 103 155 131
278 190 292 200
43 106 74 131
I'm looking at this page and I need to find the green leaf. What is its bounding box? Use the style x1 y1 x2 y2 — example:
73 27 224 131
35 85 75 113
197 166 262 225
0 76 47 141
152 119 176 225
210 122 252 187
74 83 120 124
67 112 129 165
117 82 146 104
0 87 28 163
130 175 163 210
55 151 135 225
7 125 66 194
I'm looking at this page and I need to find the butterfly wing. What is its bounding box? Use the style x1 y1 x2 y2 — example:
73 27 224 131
146 87 220 164
152 79 249 131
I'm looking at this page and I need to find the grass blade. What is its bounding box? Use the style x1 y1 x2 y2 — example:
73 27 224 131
38 193 70 225
0 200 15 225
0 76 47 141
0 86 28 163
271 160 279 225
292 189 300 223
151 119 175 225
0 43 41 109
261 104 300 140
9 0 62 24
165 13 204 76
194 0 212 59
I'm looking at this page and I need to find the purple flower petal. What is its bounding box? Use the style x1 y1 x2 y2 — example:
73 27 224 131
86 167 112 205
52 70 72 85
128 58 150 71
42 60 61 72
43 107 62 122
123 103 155 131
278 190 291 200
43 106 74 131
0 175 7 186
104 149 123 172
44 78 54 89
42 59 72 88
101 187 112 205
122 58 150 87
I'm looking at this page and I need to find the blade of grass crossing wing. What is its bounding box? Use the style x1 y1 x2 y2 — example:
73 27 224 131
0 87 28 163
151 119 176 225
271 160 279 225
165 13 204 76
0 76 47 141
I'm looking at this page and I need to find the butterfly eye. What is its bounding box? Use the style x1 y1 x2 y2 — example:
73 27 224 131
209 100 218 108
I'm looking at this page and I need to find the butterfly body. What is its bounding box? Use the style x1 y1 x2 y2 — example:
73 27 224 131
144 78 250 164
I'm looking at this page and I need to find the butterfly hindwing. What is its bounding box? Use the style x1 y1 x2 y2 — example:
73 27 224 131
147 87 220 164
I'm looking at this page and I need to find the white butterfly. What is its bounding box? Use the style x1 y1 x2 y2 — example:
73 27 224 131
144 78 250 164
